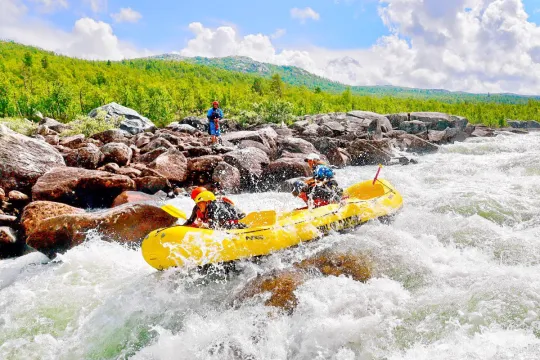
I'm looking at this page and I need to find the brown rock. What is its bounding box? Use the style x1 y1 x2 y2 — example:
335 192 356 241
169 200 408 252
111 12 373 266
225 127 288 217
149 149 188 184
139 147 168 163
141 138 173 154
21 201 85 237
0 214 17 226
296 253 372 282
347 139 393 165
185 146 213 157
8 190 29 202
223 147 270 190
0 226 17 244
397 134 439 153
237 269 308 313
76 143 104 169
98 162 121 173
0 124 66 193
0 188 5 202
239 140 276 160
427 130 447 144
134 177 171 194
40 117 71 133
471 125 496 138
26 203 177 257
115 167 142 178
131 163 148 171
37 125 57 136
135 134 152 148
111 191 165 207
32 167 136 208
60 134 86 149
101 142 132 166
187 155 223 173
326 147 351 168
261 158 311 190
91 129 129 144
212 162 241 193
277 136 319 158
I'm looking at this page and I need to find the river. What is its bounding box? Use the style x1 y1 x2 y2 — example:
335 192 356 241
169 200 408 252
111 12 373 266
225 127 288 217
1 131 539 360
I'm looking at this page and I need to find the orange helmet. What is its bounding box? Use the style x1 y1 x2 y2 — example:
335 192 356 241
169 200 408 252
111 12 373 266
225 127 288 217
191 186 207 200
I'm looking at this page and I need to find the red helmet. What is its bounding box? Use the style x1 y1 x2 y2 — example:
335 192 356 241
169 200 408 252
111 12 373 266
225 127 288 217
212 101 219 106
191 186 207 200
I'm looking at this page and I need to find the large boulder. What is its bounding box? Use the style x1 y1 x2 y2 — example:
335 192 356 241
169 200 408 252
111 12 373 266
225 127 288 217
26 203 176 257
410 112 469 131
60 134 86 149
346 139 394 165
223 147 269 190
397 134 439 153
346 111 392 134
0 124 66 193
89 102 156 135
166 122 200 135
32 167 136 208
261 158 311 190
238 140 276 160
385 113 409 129
21 201 85 237
111 191 166 207
326 147 351 168
181 117 208 132
399 120 428 134
187 155 223 185
134 176 171 194
212 162 241 193
101 142 132 166
91 129 130 144
75 143 104 169
471 125 496 138
277 137 319 158
149 149 188 184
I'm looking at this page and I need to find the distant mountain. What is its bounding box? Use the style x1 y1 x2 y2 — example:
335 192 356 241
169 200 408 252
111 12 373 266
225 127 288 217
150 54 540 104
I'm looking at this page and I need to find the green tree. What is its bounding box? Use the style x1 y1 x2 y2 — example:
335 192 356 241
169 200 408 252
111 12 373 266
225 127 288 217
41 56 49 70
252 78 264 95
270 74 284 98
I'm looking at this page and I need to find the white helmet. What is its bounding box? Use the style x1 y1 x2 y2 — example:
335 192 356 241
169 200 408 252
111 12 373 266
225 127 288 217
305 153 320 162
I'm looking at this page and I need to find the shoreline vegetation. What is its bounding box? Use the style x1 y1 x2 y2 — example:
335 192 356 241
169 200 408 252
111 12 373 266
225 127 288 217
2 41 540 128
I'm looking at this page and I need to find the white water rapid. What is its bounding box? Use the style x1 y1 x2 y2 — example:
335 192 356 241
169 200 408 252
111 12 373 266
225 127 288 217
1 131 540 360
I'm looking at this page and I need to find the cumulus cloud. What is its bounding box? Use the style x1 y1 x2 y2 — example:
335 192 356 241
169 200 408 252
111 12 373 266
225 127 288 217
180 22 318 72
0 0 150 60
290 7 320 23
178 1 540 94
111 7 142 23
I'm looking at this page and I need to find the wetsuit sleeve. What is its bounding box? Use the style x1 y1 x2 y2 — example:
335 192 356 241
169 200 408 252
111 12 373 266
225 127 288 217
183 206 199 226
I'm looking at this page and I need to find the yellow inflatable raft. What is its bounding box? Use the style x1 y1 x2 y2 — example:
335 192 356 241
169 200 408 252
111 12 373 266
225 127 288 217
142 179 402 270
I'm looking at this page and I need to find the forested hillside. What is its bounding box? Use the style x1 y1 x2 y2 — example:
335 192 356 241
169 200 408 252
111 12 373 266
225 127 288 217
155 54 540 105
1 41 540 127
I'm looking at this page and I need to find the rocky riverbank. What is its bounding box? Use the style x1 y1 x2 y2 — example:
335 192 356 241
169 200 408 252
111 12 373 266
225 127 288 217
0 102 532 261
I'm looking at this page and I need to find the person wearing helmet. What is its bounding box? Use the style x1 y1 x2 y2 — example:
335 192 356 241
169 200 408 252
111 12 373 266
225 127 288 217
184 190 246 229
291 153 343 208
207 101 223 145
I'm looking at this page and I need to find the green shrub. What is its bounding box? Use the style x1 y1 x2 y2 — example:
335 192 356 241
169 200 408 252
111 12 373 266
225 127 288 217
63 110 122 137
0 117 38 136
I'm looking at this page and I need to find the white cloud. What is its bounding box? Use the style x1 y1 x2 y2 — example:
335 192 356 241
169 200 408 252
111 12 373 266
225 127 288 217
290 7 320 23
180 22 318 71
271 28 286 39
111 7 142 23
0 0 151 60
30 0 68 13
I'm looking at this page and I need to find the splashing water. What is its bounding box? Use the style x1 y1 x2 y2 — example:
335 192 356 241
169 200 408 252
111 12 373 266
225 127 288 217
1 131 540 360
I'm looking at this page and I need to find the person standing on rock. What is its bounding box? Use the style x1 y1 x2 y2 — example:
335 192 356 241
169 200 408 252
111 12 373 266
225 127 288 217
292 153 343 208
207 101 223 146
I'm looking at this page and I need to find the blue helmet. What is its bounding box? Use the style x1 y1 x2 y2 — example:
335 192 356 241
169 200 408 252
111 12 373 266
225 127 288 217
314 165 334 180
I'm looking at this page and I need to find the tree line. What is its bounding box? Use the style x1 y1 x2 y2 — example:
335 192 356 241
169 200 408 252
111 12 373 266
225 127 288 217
1 41 539 127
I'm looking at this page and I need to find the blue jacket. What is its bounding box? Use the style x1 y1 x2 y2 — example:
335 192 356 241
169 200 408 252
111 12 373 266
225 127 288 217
207 108 223 122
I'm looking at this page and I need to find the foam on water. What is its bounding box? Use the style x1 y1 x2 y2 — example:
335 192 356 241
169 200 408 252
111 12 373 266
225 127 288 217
1 132 540 359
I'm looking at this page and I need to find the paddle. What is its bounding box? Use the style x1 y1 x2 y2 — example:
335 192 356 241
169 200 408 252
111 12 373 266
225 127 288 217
161 204 187 220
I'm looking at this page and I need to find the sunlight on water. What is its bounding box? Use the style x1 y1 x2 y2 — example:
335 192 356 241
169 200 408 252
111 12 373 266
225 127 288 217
1 132 539 359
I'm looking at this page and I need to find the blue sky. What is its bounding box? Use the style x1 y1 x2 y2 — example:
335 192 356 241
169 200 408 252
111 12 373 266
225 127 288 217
2 0 540 94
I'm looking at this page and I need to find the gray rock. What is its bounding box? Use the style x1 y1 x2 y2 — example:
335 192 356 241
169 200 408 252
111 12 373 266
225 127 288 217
303 123 320 137
277 136 319 158
0 124 66 193
89 102 156 135
181 117 208 132
166 123 200 134
410 112 469 131
385 113 409 129
507 120 540 129
101 142 132 166
399 120 428 134
39 117 72 133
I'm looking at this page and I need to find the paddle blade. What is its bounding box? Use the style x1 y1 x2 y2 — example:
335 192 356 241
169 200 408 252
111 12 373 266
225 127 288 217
161 204 187 220
240 210 277 228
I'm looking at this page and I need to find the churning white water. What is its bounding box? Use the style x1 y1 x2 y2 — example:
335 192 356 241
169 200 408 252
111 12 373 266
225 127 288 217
1 131 540 360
